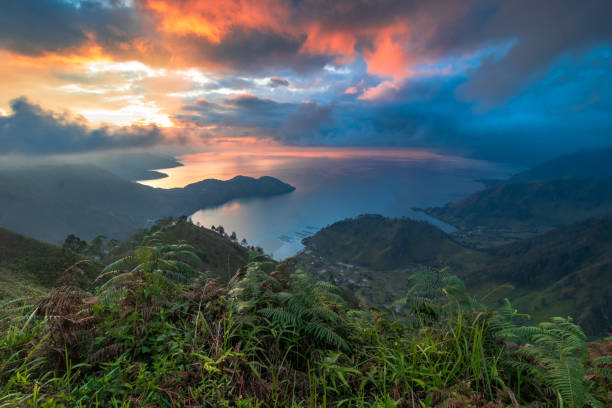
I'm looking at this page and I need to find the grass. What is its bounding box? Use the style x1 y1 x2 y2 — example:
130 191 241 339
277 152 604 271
0 227 100 300
0 236 610 407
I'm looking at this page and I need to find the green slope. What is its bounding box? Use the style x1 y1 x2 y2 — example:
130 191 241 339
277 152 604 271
300 214 611 336
114 217 250 282
0 218 251 300
425 178 612 232
0 227 98 299
468 217 612 336
303 214 478 270
298 215 486 307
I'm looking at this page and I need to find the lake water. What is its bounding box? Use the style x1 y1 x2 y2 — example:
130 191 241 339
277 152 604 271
141 147 514 259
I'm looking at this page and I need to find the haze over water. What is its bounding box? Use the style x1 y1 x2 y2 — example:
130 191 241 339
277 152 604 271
142 147 515 259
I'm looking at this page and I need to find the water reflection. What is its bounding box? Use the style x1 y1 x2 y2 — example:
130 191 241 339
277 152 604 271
141 147 514 259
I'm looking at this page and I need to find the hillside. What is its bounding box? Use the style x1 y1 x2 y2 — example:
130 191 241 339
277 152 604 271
298 215 485 306
425 178 612 234
300 215 611 337
507 147 612 183
2 236 609 406
0 164 294 243
114 217 250 282
0 217 252 300
302 214 477 270
0 227 99 299
468 217 612 336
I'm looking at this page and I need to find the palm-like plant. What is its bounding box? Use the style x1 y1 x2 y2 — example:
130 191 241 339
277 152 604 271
94 233 202 302
500 315 601 408
394 267 472 324
229 263 350 351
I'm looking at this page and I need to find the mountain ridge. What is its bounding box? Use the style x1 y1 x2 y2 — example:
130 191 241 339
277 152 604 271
0 164 295 243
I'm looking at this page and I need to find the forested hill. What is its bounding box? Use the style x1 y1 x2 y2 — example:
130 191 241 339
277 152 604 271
0 227 98 298
302 214 476 270
300 214 611 337
507 147 612 183
467 217 612 336
424 178 612 232
0 218 250 300
0 164 294 243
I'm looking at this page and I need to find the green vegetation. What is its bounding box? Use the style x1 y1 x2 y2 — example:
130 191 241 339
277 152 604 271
303 215 482 270
109 217 250 282
1 237 610 407
467 217 612 337
300 215 612 337
424 178 612 234
0 227 99 300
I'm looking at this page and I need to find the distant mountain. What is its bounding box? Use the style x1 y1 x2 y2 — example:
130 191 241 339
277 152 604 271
508 147 612 183
0 164 295 243
467 217 612 336
424 178 612 233
0 227 98 299
302 214 476 270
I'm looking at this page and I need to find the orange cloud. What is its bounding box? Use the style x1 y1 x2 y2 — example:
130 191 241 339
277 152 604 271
7 45 111 68
300 24 357 61
146 0 290 42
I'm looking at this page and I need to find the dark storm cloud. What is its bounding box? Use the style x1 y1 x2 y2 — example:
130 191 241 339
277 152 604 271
179 94 333 143
280 102 334 144
182 98 214 112
452 0 612 104
0 0 141 55
220 95 297 128
179 28 332 73
0 97 164 155
293 0 612 104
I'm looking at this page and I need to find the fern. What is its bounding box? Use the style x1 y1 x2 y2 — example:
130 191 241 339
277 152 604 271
501 316 596 408
396 267 473 325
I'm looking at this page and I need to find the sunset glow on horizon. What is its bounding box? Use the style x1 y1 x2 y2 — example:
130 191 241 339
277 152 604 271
139 145 492 189
0 1 610 163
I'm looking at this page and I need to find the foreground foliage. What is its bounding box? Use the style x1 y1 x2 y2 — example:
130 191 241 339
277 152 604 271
0 241 610 407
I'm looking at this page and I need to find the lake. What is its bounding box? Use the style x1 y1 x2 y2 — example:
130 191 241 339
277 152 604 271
141 147 514 259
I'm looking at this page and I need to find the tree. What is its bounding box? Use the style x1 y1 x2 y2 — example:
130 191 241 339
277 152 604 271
230 231 237 241
87 235 108 259
62 234 88 253
217 225 225 235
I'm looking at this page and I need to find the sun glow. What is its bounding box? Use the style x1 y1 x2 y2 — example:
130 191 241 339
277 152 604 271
140 144 449 189
79 102 174 127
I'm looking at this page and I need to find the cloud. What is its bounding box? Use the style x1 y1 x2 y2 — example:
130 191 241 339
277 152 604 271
454 1 612 105
178 94 333 144
0 0 141 56
2 0 610 105
182 98 213 112
0 0 611 166
269 77 289 87
0 97 166 155
358 81 400 101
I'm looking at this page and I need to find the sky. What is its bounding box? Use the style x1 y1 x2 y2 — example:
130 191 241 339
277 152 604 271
0 0 611 164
